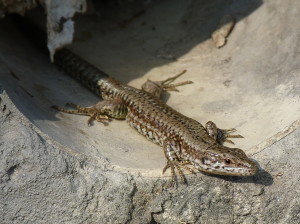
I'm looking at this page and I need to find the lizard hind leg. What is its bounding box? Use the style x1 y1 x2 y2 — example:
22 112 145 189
141 70 193 99
52 98 127 126
52 103 110 125
51 104 90 115
205 121 244 145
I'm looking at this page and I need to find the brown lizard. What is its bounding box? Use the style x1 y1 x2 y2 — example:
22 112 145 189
52 48 258 185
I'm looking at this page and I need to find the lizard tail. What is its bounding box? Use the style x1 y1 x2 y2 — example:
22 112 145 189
54 48 109 96
12 14 109 97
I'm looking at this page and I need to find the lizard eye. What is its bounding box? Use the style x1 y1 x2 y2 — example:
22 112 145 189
224 159 231 164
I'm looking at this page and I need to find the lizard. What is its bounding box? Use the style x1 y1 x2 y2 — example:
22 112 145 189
52 48 258 185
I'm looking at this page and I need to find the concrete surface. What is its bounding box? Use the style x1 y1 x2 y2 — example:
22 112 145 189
0 0 300 223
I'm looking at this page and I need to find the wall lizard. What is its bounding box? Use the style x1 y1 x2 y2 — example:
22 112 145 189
51 48 258 185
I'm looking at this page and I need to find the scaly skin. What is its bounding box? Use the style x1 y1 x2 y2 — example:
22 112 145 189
53 48 258 183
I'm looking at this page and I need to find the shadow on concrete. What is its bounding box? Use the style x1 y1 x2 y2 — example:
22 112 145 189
0 0 262 122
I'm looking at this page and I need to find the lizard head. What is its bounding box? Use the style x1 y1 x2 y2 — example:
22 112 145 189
193 145 258 176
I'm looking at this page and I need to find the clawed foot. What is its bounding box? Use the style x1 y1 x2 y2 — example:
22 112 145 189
141 70 193 98
205 121 243 145
219 128 244 145
157 70 193 92
162 159 198 187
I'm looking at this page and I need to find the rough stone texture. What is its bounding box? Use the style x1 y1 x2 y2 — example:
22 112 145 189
0 90 135 224
0 89 299 223
1 0 300 223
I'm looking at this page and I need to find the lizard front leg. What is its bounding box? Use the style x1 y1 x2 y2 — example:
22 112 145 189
162 140 197 186
205 121 243 145
52 97 127 126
